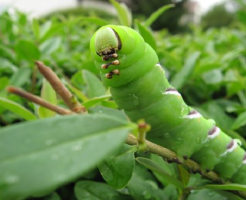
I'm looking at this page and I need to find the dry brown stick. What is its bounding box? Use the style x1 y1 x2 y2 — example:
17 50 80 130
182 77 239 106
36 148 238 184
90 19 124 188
7 86 71 115
35 61 86 113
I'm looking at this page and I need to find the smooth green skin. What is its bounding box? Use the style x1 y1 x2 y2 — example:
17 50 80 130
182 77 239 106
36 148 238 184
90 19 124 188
214 146 245 179
90 25 246 181
232 164 246 184
191 131 232 171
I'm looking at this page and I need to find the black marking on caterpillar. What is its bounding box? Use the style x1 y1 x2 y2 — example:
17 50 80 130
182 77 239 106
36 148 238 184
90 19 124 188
101 60 120 69
208 126 220 139
102 53 118 61
163 88 181 96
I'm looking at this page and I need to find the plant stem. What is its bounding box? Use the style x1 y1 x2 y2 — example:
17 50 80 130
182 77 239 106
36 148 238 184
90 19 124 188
7 86 71 115
126 134 221 182
35 61 86 113
126 134 246 199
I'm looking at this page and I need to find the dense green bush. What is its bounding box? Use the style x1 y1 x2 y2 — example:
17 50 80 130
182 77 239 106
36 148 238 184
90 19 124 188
201 3 235 29
1 1 246 199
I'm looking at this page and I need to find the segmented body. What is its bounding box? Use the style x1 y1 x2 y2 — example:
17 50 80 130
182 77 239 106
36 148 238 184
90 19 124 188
90 25 246 183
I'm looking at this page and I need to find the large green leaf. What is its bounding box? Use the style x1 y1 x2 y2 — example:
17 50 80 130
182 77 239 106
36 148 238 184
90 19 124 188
0 114 134 200
98 144 136 189
0 97 37 121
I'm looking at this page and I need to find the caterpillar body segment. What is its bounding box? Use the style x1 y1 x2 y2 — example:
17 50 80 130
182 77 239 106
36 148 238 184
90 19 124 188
90 25 246 183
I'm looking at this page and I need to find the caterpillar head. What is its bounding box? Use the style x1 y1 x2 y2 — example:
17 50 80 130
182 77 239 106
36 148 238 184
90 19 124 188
95 27 121 57
90 25 158 87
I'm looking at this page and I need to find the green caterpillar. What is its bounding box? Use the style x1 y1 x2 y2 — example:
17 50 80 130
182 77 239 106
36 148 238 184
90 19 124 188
90 25 246 184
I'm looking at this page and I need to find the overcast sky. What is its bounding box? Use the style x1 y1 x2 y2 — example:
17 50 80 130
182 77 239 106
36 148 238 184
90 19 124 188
0 0 227 17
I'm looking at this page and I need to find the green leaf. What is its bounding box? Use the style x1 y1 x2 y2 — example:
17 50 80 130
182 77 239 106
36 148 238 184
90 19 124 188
43 192 61 200
71 70 85 90
145 4 174 27
0 97 37 121
98 144 136 189
101 100 118 109
88 106 128 122
78 17 109 26
0 114 133 200
83 70 106 98
9 67 31 87
15 40 40 60
127 164 168 200
202 101 234 131
32 18 40 39
150 154 177 186
171 51 201 90
39 37 61 55
136 157 184 189
38 79 57 118
40 21 52 40
238 10 246 25
163 185 179 200
205 184 246 191
0 58 17 74
187 188 243 200
0 44 16 62
231 111 246 130
109 0 132 26
135 20 157 50
177 165 190 187
202 69 223 85
0 77 9 90
66 83 88 102
40 23 64 42
74 181 126 200
82 95 111 108
238 91 246 107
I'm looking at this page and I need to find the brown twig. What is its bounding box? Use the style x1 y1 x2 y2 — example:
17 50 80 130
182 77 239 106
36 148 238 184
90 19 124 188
126 134 222 182
35 61 86 113
126 134 178 162
126 134 246 198
7 86 71 115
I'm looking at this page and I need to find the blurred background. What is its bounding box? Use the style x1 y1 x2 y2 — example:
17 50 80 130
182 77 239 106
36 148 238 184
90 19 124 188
0 0 239 33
